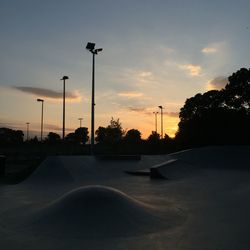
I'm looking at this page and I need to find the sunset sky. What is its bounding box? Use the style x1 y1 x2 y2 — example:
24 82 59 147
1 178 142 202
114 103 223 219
0 0 250 139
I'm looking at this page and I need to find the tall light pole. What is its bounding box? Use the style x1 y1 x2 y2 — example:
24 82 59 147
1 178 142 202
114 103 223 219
60 76 69 140
37 99 44 141
153 112 158 133
158 106 164 139
26 122 30 141
78 118 83 128
86 42 103 155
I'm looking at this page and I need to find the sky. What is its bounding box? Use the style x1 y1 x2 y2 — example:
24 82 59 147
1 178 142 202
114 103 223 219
0 0 250 139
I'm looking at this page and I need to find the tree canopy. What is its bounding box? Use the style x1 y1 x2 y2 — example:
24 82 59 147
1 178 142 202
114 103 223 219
176 68 250 146
95 117 124 145
0 128 24 145
46 132 61 143
123 129 141 144
65 127 89 144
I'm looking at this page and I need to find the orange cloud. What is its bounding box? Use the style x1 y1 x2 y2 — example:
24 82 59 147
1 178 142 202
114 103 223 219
117 91 144 98
180 64 202 76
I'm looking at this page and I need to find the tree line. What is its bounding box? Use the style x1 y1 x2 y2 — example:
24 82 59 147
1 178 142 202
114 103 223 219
0 118 174 154
1 67 250 153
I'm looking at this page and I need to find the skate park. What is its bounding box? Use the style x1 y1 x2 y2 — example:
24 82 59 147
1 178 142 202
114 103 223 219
1 146 250 249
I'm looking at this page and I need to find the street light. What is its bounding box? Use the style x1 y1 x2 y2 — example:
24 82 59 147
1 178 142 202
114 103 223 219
153 112 158 133
37 98 44 141
158 106 164 139
78 118 83 128
60 76 69 140
86 42 103 155
26 122 30 141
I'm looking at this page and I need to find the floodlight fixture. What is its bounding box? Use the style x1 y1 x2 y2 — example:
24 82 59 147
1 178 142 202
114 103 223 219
37 98 44 102
96 48 103 52
61 76 69 81
86 42 95 51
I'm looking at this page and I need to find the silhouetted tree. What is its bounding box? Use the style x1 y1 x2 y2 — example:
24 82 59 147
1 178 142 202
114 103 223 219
65 132 76 142
224 68 250 111
65 127 89 144
46 132 61 143
95 118 124 145
176 68 250 147
143 131 161 154
121 129 142 154
0 128 24 145
95 126 106 144
74 127 89 144
123 129 141 144
147 131 160 143
29 136 39 144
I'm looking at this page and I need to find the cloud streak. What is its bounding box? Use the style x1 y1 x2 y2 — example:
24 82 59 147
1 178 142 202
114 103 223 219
127 107 147 112
201 42 226 55
117 91 144 98
13 86 80 100
44 123 75 132
202 47 217 54
127 106 179 117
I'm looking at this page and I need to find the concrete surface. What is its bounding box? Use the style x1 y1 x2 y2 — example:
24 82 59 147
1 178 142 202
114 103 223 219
0 146 250 249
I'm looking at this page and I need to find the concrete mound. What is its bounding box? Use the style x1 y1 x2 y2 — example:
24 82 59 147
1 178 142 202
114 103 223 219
19 185 183 238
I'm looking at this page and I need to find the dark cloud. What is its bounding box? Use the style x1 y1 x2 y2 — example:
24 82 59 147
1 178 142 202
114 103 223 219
44 124 74 132
127 107 147 113
0 122 74 133
208 77 228 90
13 86 79 99
0 122 21 130
127 107 179 117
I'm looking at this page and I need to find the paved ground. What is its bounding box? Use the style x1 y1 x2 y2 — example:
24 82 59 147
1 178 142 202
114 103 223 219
0 146 250 249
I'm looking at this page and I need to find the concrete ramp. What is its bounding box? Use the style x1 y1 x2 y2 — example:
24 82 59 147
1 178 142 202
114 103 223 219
24 154 173 185
125 159 194 180
150 159 194 179
170 146 250 169
25 156 74 184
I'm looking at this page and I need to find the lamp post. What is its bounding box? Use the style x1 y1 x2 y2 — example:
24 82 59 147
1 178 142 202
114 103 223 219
153 112 158 133
86 42 103 155
158 106 164 139
26 122 30 141
60 76 69 140
78 118 83 128
37 99 44 141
